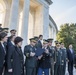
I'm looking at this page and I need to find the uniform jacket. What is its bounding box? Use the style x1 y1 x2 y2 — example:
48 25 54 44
24 45 37 68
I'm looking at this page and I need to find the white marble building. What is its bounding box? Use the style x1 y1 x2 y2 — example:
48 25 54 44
0 0 58 46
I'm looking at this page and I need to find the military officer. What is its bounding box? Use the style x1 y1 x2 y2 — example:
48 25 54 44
38 40 51 75
24 38 37 75
47 38 55 75
54 43 63 75
60 43 67 75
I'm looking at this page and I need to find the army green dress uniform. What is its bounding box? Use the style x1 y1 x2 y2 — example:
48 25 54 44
47 46 55 75
60 47 67 75
54 45 63 75
24 38 37 75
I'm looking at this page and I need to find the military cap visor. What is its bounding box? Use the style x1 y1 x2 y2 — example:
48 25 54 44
3 28 9 30
29 38 37 43
43 39 48 44
34 36 39 41
47 38 53 42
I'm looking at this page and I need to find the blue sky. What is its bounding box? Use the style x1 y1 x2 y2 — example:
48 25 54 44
49 0 76 30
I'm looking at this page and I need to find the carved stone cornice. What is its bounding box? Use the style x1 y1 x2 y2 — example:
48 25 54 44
45 0 53 5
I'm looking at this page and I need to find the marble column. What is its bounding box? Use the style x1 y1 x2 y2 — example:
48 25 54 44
3 1 11 28
21 0 30 46
43 6 49 39
34 6 43 36
9 0 20 30
34 5 49 39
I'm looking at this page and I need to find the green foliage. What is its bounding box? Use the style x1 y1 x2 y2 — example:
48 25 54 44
57 23 76 51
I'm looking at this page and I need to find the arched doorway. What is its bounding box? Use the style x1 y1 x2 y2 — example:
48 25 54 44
0 0 11 28
0 0 6 27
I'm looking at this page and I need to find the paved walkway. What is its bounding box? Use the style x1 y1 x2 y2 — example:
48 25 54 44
65 66 76 75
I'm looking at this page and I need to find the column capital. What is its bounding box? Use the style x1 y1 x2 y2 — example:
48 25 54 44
45 0 53 5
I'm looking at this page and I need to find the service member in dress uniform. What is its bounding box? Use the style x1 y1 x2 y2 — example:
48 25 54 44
4 35 16 75
7 36 24 75
34 36 40 75
24 38 37 75
0 32 8 75
54 43 63 75
60 43 67 75
47 38 54 75
38 40 51 75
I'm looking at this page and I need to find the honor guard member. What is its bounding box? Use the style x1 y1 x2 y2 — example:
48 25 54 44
47 38 54 75
0 32 8 75
60 43 67 75
54 43 63 75
24 38 37 75
38 40 51 75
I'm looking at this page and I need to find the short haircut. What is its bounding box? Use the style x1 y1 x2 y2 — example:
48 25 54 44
10 29 16 32
0 32 7 41
39 35 43 38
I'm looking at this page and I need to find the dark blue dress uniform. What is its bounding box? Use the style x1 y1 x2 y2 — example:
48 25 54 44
67 49 75 75
0 42 6 75
38 49 51 75
24 45 37 75
54 47 63 75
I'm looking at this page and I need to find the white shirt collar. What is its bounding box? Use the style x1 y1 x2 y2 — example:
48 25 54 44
11 41 15 45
